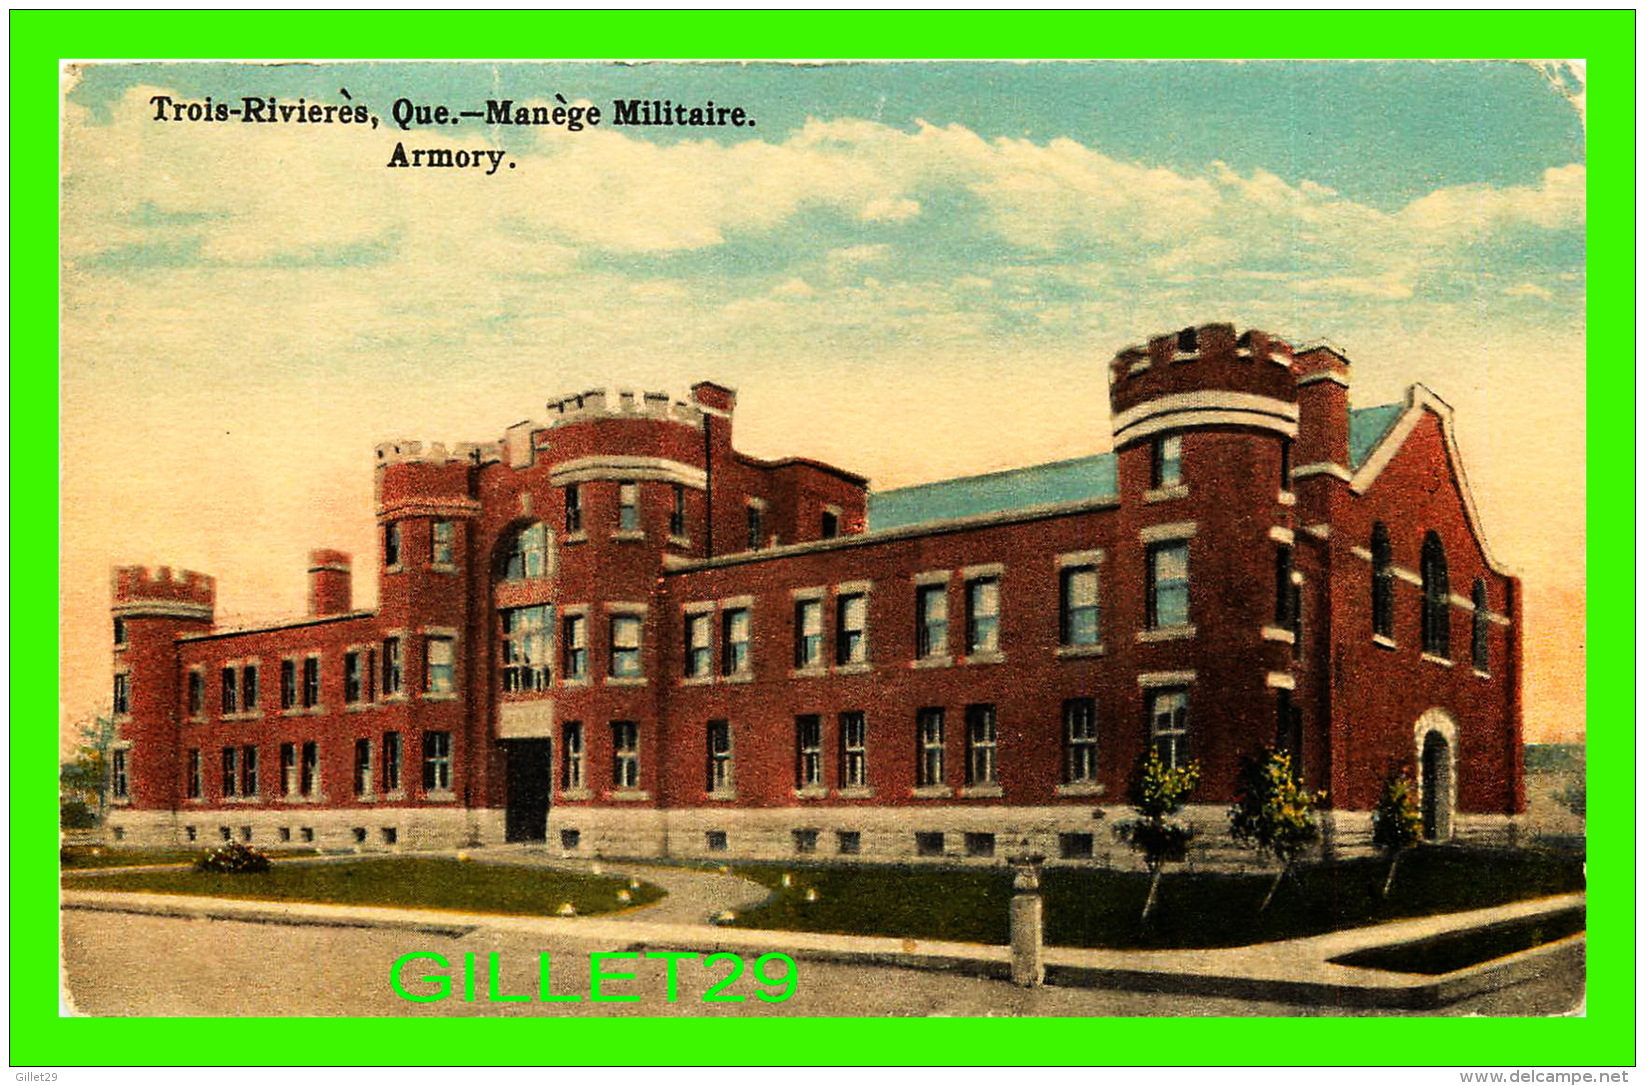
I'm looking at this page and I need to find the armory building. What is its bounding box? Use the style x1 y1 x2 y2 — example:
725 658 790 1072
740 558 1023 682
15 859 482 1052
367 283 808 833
106 323 1525 863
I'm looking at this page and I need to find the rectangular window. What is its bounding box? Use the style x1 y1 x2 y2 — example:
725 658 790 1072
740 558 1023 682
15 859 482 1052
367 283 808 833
1060 566 1100 646
301 656 321 708
836 830 861 855
501 605 552 691
562 721 584 790
1147 541 1191 629
280 743 297 796
281 659 298 709
1059 832 1095 860
111 749 129 799
965 832 996 858
917 707 946 787
1152 434 1184 488
618 482 640 531
221 667 238 714
1275 544 1296 628
382 731 402 793
705 830 728 853
915 831 944 857
965 577 1000 654
113 673 130 716
609 615 643 678
835 593 867 665
241 666 259 711
670 484 687 537
706 719 733 794
792 829 820 855
1149 688 1191 770
422 731 452 792
241 745 258 796
188 671 205 716
611 721 640 790
432 520 455 566
1064 698 1099 783
381 639 403 696
221 747 239 797
821 510 839 539
113 617 127 647
720 608 750 675
794 599 823 668
840 711 867 789
916 584 948 659
354 738 373 796
564 485 582 533
746 504 763 551
796 715 823 789
563 615 588 679
425 636 456 694
965 704 997 785
684 612 713 678
300 741 319 796
345 651 364 704
187 749 202 799
384 522 401 567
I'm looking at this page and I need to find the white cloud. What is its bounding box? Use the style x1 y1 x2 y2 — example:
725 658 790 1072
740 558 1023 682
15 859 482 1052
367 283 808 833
1505 282 1555 299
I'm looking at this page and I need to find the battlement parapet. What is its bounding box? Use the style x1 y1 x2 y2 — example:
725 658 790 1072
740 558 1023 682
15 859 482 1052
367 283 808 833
375 440 503 468
544 387 708 429
1109 323 1301 445
112 565 216 620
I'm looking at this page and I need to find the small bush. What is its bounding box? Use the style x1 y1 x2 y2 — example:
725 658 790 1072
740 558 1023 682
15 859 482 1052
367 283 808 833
195 841 271 874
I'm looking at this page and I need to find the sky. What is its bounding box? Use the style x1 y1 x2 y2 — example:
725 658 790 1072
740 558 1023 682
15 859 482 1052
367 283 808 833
59 60 1587 748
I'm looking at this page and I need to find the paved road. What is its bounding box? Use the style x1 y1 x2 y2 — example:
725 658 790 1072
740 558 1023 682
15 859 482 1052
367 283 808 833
60 911 1584 1018
464 850 772 926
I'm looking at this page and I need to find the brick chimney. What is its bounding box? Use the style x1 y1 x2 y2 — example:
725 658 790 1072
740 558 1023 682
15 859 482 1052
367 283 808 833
307 549 352 616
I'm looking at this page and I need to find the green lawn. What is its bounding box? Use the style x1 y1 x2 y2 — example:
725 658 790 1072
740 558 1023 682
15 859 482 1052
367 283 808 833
724 846 1586 949
62 857 663 917
60 845 319 869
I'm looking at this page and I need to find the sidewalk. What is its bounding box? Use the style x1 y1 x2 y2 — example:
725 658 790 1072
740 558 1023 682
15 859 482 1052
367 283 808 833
60 875 1583 1010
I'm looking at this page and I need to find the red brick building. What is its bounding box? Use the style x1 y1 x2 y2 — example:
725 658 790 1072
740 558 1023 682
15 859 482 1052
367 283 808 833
106 323 1524 862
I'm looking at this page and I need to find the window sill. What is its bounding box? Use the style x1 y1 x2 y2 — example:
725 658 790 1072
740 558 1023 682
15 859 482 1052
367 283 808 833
706 789 738 802
721 672 755 685
381 791 407 803
680 674 716 687
1056 781 1105 797
562 532 588 545
667 534 692 549
1144 485 1189 504
910 656 953 670
558 788 592 801
354 793 377 804
1056 643 1105 659
344 703 378 713
1473 668 1492 680
608 789 652 803
605 676 648 687
790 666 829 680
431 563 458 574
221 712 265 722
911 785 953 799
835 787 874 799
961 784 1003 799
611 529 647 543
1261 626 1297 644
186 716 206 725
1277 490 1297 506
833 661 872 675
1371 634 1397 650
221 795 263 805
793 787 828 800
424 791 458 803
963 650 1006 666
560 677 591 688
1421 653 1454 668
384 564 404 575
1137 625 1196 643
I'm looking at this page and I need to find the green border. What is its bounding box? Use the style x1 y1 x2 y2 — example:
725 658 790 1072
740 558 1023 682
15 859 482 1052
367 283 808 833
14 9 1633 1067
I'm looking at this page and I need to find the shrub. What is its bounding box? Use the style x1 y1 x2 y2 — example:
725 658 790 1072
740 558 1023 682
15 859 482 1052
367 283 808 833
195 841 271 874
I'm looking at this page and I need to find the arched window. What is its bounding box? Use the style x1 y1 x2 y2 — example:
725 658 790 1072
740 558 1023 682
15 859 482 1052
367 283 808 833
500 522 547 581
1421 531 1450 658
1471 579 1490 672
1370 523 1394 639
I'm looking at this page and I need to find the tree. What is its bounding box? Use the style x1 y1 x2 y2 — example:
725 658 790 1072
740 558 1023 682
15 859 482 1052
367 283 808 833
1114 748 1201 923
61 714 117 827
1228 748 1324 911
1371 766 1423 898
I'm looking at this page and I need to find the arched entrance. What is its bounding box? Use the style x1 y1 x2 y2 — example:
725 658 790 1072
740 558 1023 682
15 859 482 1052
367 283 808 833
1413 709 1459 841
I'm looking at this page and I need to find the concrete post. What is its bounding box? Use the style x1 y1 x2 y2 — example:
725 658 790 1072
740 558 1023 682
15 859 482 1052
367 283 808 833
1008 848 1046 988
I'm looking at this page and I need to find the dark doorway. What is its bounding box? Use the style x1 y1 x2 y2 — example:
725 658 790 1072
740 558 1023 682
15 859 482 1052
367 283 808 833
504 739 552 842
1420 730 1452 841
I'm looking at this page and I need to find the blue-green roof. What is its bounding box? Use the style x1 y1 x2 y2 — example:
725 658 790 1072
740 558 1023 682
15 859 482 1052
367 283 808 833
868 452 1117 531
1348 404 1405 468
